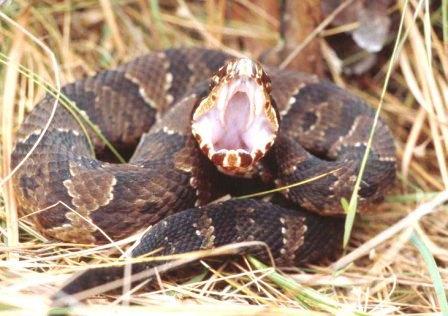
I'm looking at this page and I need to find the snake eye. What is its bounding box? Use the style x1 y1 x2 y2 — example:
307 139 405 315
191 58 279 176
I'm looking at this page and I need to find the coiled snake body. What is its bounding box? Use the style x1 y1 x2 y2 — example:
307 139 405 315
11 48 396 298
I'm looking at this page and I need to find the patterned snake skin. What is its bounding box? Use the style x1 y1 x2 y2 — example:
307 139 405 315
11 48 396 301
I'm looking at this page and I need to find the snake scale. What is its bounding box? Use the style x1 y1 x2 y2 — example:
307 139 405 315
11 48 396 300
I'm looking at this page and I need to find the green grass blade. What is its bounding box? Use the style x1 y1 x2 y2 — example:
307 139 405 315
385 192 440 203
236 168 341 200
150 0 169 47
248 256 368 315
343 0 412 247
443 0 447 45
410 231 448 314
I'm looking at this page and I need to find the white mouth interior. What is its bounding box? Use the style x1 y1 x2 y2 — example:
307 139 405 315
192 77 275 155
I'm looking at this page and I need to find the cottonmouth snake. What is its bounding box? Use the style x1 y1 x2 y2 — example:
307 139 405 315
11 48 396 300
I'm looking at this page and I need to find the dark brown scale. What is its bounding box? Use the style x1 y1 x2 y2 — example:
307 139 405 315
254 149 264 161
11 48 396 301
239 152 253 168
211 153 226 166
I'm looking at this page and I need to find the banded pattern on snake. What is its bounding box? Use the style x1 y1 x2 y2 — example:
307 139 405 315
11 48 396 299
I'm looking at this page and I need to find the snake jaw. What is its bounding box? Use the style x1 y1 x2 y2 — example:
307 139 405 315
192 58 279 176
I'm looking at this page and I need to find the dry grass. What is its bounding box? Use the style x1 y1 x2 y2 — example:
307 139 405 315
1 0 447 314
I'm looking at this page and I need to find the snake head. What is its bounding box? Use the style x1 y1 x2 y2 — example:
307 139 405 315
191 58 279 176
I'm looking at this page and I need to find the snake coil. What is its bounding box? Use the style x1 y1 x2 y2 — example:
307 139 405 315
11 48 396 300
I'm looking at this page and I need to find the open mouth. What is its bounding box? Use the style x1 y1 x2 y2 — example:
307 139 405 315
191 59 278 175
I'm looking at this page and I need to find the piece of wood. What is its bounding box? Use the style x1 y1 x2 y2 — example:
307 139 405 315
278 0 324 75
227 0 324 75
